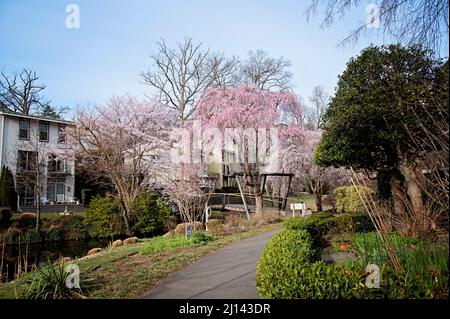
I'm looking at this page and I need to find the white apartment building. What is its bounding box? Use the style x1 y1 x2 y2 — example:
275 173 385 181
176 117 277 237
0 111 76 208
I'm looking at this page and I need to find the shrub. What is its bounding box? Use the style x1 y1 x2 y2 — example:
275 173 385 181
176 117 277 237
206 219 223 234
18 213 37 227
84 195 125 239
209 211 225 220
0 166 17 210
0 207 12 227
48 215 87 241
224 213 242 233
190 231 215 244
260 211 283 224
4 228 40 243
256 229 318 298
334 185 374 214
284 214 337 242
131 192 173 236
25 260 96 299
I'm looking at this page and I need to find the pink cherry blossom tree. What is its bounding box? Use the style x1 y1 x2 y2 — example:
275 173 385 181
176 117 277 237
67 95 176 233
194 84 302 216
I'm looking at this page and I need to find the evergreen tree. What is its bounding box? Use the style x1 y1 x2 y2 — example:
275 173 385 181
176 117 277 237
0 166 17 210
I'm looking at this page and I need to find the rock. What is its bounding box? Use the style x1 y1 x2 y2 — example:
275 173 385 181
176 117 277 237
87 248 103 255
112 239 123 248
173 222 203 235
163 230 175 238
123 237 138 245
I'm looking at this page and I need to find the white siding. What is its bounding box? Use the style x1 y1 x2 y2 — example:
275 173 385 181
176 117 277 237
0 114 76 205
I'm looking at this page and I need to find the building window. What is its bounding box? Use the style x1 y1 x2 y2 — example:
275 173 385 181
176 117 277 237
19 119 29 140
48 154 66 173
17 150 37 172
39 121 49 142
58 124 66 143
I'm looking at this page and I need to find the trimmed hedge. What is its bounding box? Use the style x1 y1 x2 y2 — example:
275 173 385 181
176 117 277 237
334 185 374 214
256 229 317 298
257 213 443 298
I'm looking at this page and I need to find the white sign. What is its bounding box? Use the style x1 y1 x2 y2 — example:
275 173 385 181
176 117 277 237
290 202 306 217
290 203 305 210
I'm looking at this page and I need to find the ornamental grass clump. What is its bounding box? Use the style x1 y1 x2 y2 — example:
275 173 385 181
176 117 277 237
25 260 96 299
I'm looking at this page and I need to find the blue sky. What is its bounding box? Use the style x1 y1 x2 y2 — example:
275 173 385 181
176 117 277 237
1 0 447 118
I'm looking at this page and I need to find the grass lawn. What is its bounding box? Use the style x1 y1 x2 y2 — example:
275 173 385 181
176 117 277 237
0 222 282 299
289 193 315 202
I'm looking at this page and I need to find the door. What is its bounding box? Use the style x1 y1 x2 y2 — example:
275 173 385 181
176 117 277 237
56 181 65 202
47 181 56 202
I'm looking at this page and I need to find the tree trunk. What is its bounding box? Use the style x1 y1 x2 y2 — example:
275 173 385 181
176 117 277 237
398 163 429 233
398 164 425 214
121 201 132 235
315 190 323 212
35 199 41 239
390 171 406 217
254 192 263 216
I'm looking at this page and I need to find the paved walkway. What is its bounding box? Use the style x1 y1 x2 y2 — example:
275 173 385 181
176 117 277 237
141 229 280 299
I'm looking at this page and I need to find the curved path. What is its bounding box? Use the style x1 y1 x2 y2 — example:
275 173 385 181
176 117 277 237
141 229 280 299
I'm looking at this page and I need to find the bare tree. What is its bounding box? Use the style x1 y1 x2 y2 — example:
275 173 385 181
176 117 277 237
0 68 67 117
0 69 49 115
164 164 214 226
305 0 449 53
239 50 293 91
13 127 52 236
209 54 240 89
141 38 233 126
306 85 329 130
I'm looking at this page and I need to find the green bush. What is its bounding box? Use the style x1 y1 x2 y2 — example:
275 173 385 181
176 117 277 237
284 214 337 243
0 166 17 210
256 229 318 298
131 192 173 236
334 185 374 214
84 195 125 239
190 231 215 244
